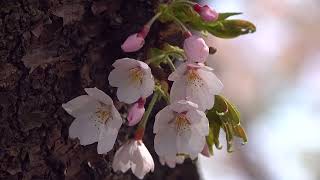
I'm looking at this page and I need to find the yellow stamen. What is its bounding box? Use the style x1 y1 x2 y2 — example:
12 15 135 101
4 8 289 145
169 113 191 134
95 102 112 124
129 67 143 84
186 69 204 87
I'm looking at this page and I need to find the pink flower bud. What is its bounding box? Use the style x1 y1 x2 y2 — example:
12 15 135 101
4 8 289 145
183 34 209 63
121 26 150 52
201 143 211 157
194 4 219 22
127 99 145 126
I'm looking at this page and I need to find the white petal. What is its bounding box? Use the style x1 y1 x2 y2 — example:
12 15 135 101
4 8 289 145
108 67 131 87
154 128 177 159
141 74 154 98
170 100 198 113
131 143 154 179
85 87 113 105
199 69 223 94
168 63 187 81
177 129 205 159
169 79 187 104
69 117 99 145
112 58 140 69
112 143 131 172
97 124 119 154
117 84 141 104
108 107 123 129
186 110 209 136
62 95 98 118
153 106 175 133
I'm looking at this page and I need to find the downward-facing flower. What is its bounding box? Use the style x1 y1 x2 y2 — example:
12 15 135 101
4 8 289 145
127 98 145 126
62 87 122 154
153 100 209 162
121 26 150 52
169 63 223 111
108 58 155 104
159 155 185 168
112 140 154 179
193 4 219 22
183 34 209 63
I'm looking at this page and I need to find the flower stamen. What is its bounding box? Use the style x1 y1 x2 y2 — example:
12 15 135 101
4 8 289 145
129 67 144 84
95 102 112 124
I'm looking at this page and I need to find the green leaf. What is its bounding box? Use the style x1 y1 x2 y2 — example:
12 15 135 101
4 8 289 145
214 95 228 116
207 19 256 38
148 48 167 66
206 107 223 153
217 12 243 21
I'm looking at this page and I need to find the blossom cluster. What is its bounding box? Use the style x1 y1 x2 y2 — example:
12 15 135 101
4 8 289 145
61 1 252 179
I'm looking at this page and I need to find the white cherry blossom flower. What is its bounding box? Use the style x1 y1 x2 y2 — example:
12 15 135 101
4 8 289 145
62 87 122 154
153 100 209 162
112 140 154 179
108 58 155 104
168 63 223 111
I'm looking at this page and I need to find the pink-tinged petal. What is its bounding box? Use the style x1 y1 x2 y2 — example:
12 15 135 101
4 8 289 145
154 106 175 133
62 95 98 118
117 84 141 104
69 117 99 145
200 5 219 22
84 87 113 105
183 35 209 63
154 128 177 159
97 124 119 154
127 103 145 126
121 33 145 52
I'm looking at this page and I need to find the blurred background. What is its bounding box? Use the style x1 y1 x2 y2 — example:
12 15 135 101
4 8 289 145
197 0 320 180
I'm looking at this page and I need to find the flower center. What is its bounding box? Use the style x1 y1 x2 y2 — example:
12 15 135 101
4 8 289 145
95 102 112 124
129 67 144 84
186 69 204 87
170 113 190 134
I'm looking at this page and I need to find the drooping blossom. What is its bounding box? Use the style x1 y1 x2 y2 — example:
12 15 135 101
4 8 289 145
153 100 209 163
183 34 209 63
108 58 155 104
193 4 219 22
62 87 122 154
121 26 150 52
168 63 223 111
127 98 146 126
112 140 154 179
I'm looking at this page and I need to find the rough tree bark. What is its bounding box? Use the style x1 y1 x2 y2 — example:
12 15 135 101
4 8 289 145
0 0 200 179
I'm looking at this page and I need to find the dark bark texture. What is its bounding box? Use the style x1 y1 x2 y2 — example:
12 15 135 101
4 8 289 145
0 0 199 179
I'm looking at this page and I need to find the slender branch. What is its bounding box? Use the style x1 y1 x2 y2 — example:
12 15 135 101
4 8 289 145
166 57 176 71
137 91 160 131
168 14 190 34
146 12 162 27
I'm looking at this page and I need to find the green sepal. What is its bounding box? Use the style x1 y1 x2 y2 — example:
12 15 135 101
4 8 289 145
208 19 256 38
217 12 243 21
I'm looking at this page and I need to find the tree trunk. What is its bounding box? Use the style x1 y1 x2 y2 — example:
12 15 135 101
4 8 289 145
0 0 199 179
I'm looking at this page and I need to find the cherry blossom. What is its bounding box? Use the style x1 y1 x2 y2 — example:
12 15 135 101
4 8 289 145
183 34 209 63
121 26 150 52
159 155 185 168
108 58 155 104
62 87 122 154
127 98 146 126
112 140 154 179
193 4 219 22
168 63 223 111
153 100 209 162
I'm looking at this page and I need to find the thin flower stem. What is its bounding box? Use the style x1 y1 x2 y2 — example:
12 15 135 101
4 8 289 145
155 86 170 103
166 57 176 71
168 14 190 34
146 12 162 27
136 91 160 136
